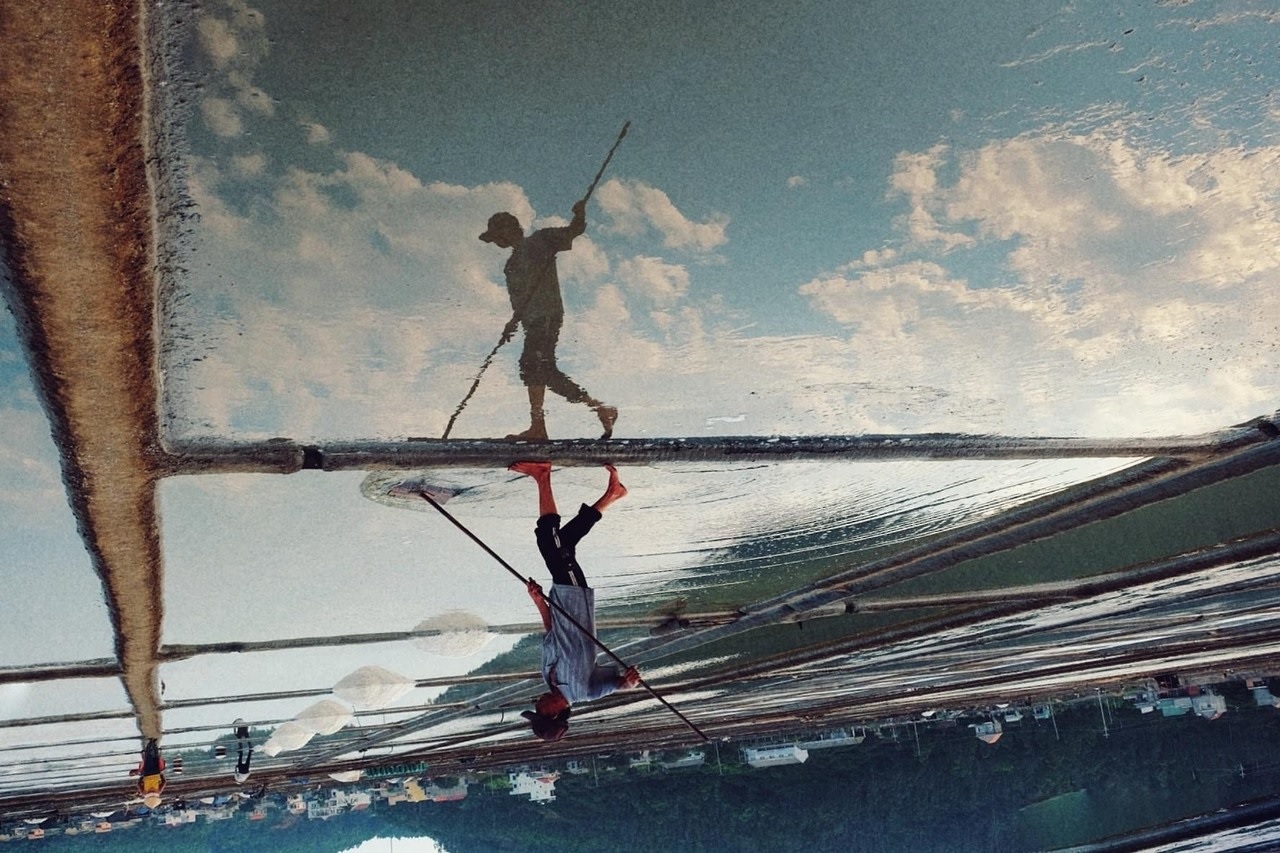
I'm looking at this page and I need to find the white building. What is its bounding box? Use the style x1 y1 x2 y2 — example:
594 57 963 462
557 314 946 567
970 720 1003 744
509 770 559 803
1192 692 1227 720
660 750 706 769
742 744 809 768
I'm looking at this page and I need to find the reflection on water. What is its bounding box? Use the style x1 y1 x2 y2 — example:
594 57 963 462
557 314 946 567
159 0 1280 442
6 0 1280 845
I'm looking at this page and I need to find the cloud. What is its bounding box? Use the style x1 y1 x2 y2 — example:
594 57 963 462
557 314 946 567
230 153 267 177
0 407 68 529
887 145 973 251
786 175 808 189
794 123 1280 435
196 0 272 139
302 122 332 145
999 40 1112 68
200 98 243 138
595 179 728 253
615 256 690 306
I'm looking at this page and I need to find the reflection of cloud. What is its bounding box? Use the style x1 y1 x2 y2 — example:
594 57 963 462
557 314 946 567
799 124 1280 435
888 146 973 251
195 0 271 138
596 179 728 253
200 97 242 138
999 40 1112 68
616 256 690 306
302 121 331 145
173 151 544 439
230 153 266 177
0 409 65 509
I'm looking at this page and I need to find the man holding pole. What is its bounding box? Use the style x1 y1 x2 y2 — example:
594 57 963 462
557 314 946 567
511 460 640 741
479 200 618 442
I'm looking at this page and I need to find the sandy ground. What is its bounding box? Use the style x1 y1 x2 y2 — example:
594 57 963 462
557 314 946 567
0 0 163 739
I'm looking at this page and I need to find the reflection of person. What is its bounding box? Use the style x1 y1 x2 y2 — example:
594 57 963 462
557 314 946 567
128 738 165 807
233 718 252 784
510 461 640 741
480 200 617 442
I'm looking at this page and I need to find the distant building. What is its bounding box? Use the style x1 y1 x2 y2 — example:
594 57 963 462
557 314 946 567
1192 692 1227 720
307 788 371 820
421 779 469 802
1158 696 1194 717
509 770 559 803
797 728 865 750
1248 679 1280 708
659 750 707 770
970 720 1003 744
742 745 809 767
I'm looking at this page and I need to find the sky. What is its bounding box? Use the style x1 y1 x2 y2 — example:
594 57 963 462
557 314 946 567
2 0 1280 810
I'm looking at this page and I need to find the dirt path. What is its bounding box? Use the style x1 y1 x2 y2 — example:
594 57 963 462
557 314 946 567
0 0 163 739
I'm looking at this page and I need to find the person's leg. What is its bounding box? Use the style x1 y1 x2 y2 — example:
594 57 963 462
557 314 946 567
509 461 556 517
555 465 627 585
511 326 552 441
522 319 616 439
592 464 628 514
511 461 577 585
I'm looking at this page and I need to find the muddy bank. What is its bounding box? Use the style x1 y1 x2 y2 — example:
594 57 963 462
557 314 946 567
0 0 163 738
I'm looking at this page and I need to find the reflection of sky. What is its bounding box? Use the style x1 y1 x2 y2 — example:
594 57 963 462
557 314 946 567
164 0 1280 441
0 307 113 667
159 459 1133 641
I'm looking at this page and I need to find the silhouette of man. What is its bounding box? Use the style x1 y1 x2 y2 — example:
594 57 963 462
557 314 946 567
480 199 617 441
510 461 640 741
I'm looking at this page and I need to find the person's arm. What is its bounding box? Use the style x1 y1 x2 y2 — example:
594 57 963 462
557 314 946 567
568 198 587 239
527 579 552 632
586 664 641 700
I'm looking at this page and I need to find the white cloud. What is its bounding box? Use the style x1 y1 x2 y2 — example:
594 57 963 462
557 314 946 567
888 145 973 251
230 153 267 177
196 17 238 68
595 179 728 253
615 256 690 306
786 175 808 189
303 122 332 145
196 1 272 142
200 97 243 138
793 123 1280 436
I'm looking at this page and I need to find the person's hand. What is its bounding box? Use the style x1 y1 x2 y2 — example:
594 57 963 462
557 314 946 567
526 579 544 600
621 666 641 689
499 318 519 345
